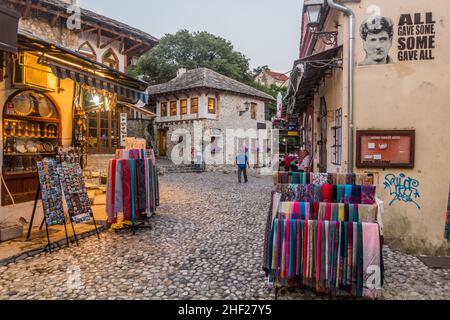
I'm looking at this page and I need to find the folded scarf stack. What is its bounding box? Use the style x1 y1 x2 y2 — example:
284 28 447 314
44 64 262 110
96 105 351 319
277 184 376 205
267 219 382 298
276 172 374 186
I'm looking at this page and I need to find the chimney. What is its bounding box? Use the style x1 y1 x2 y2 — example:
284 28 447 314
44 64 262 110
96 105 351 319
60 0 77 4
177 68 187 77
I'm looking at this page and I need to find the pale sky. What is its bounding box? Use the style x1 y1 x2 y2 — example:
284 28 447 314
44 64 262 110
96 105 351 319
78 0 302 74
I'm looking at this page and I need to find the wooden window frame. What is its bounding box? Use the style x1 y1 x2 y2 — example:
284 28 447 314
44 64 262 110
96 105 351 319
190 97 199 114
250 103 257 119
160 102 167 117
102 48 119 70
180 99 188 115
208 98 216 114
87 110 119 154
78 41 97 61
170 101 177 116
331 108 342 165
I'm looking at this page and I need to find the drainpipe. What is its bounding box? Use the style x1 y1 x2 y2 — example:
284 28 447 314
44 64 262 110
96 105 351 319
327 0 355 173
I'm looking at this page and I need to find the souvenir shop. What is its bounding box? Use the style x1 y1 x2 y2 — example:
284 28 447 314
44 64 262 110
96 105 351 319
0 30 159 248
263 172 384 299
0 30 151 208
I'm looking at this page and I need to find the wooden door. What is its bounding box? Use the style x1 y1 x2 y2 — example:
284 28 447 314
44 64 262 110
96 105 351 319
158 130 167 157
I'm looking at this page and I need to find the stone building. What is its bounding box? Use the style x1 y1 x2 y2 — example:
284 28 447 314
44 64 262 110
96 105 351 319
148 68 275 170
285 0 450 254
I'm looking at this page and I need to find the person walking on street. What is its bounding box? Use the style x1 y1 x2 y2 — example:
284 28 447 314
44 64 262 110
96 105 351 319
195 146 203 173
236 149 249 183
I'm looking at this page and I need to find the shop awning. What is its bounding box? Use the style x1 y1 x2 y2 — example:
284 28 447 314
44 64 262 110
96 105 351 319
286 45 343 114
50 64 148 104
0 6 19 53
17 29 149 104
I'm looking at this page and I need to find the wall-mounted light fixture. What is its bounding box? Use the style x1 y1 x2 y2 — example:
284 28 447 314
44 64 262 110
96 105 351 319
305 0 338 46
239 102 250 116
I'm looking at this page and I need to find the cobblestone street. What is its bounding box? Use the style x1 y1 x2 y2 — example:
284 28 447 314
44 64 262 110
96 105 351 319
0 172 448 300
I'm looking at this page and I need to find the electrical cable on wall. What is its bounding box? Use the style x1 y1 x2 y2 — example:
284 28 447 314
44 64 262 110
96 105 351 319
1 173 15 207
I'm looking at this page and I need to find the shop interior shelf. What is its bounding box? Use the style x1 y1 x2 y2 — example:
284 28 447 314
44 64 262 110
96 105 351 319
3 153 56 156
3 136 58 139
3 115 60 123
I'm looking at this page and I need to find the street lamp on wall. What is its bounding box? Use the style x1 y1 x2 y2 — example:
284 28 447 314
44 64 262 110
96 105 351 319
239 101 250 116
305 0 338 46
305 0 323 30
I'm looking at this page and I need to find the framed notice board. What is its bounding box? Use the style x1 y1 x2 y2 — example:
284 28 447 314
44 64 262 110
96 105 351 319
356 130 415 168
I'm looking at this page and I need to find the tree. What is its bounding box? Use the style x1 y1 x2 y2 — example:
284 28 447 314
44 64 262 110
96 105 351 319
253 65 270 76
129 30 253 85
130 29 286 121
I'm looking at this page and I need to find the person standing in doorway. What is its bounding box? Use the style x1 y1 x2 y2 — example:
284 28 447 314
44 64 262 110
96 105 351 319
236 149 249 183
298 150 312 172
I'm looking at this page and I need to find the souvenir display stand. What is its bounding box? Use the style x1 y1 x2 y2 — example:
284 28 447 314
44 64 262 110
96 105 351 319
264 171 384 299
26 148 100 252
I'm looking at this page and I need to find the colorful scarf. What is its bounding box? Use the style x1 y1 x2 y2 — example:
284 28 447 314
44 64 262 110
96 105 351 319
351 185 362 204
361 185 376 205
122 160 132 221
362 223 382 298
344 184 353 204
322 184 334 203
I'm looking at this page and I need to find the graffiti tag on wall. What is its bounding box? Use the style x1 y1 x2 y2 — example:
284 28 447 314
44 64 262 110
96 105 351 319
384 173 421 209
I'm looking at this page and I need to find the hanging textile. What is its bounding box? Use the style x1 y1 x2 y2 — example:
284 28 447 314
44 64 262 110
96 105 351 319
362 223 382 299
105 149 159 224
267 218 382 298
361 185 376 205
312 173 329 185
279 172 289 184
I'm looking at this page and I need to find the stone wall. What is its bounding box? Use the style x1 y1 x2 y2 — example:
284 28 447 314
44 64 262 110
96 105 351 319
127 119 154 146
18 17 78 50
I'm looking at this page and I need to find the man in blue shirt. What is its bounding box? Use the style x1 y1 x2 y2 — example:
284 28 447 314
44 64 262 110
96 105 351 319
236 150 249 183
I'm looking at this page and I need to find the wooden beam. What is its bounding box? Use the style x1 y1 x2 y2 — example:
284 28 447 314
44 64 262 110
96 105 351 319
9 0 154 49
82 26 99 34
100 36 122 49
22 0 32 19
50 13 60 27
120 37 125 54
97 29 101 48
123 43 143 55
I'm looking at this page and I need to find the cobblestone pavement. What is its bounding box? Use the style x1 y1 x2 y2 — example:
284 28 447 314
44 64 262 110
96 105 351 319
0 172 448 300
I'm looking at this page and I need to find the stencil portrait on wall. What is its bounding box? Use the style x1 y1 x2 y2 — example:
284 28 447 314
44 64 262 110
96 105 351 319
359 16 395 66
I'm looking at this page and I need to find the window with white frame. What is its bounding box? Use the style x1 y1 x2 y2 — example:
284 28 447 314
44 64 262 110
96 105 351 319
331 108 342 165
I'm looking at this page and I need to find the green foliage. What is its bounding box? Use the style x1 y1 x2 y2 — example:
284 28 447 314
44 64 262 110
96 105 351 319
129 30 252 85
253 65 270 76
129 30 287 120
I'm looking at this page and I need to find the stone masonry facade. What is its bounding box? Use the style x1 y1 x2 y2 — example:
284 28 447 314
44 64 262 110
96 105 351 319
156 92 272 170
